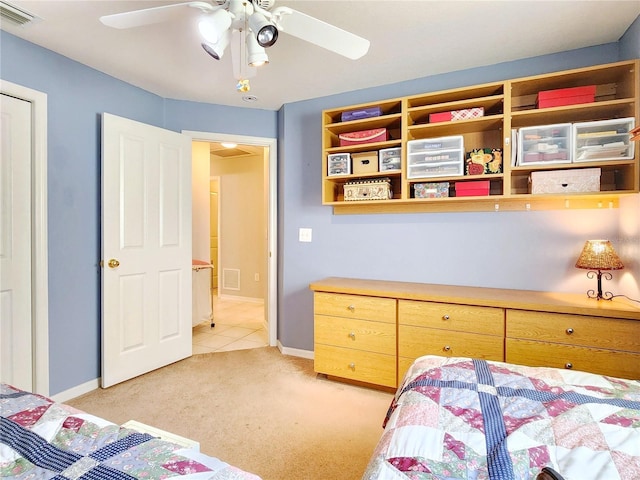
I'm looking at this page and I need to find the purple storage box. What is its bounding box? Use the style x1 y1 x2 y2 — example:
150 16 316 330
341 106 382 122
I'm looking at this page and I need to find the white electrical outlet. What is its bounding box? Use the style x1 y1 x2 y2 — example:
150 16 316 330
299 228 312 242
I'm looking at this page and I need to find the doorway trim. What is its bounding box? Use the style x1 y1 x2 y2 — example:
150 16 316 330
0 79 49 395
183 131 277 347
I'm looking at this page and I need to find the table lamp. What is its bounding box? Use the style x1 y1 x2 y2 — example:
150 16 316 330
575 240 624 300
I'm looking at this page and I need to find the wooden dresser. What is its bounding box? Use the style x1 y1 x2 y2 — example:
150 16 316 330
310 277 640 388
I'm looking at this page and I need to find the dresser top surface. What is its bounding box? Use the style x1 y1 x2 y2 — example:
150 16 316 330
310 277 640 320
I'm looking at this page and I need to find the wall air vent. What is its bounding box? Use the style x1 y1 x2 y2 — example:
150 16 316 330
0 1 38 27
222 269 240 291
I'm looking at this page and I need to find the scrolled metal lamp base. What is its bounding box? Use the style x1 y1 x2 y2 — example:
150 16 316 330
585 270 613 301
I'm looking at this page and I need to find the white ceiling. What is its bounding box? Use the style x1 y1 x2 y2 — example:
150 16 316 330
3 1 640 111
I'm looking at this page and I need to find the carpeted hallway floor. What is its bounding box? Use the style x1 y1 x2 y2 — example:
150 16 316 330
66 347 394 480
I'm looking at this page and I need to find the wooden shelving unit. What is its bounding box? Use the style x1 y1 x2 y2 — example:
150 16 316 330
321 60 639 214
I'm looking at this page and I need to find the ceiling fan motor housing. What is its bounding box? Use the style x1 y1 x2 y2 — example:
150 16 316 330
252 0 275 11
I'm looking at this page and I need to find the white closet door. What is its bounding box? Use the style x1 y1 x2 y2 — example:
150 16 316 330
0 93 33 391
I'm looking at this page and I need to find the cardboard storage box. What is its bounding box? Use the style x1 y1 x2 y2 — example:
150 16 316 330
414 182 449 198
455 180 490 197
530 167 601 194
351 151 378 174
339 128 388 146
379 147 401 172
429 107 484 123
341 106 382 122
344 177 392 201
537 85 596 108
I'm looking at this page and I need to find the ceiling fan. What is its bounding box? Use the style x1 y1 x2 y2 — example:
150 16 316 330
100 0 370 92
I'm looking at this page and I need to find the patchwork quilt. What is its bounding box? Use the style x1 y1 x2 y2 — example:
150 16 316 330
362 356 640 480
0 383 261 480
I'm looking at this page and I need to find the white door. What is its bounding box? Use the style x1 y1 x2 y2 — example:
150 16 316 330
0 94 33 391
102 113 192 388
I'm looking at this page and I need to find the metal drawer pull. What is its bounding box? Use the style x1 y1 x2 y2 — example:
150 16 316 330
443 314 450 320
565 363 573 369
348 362 356 370
443 345 451 351
566 328 574 335
348 305 355 311
348 332 356 340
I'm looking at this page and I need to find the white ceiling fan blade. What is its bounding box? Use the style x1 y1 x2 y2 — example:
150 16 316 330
231 30 257 80
100 1 214 29
273 7 370 60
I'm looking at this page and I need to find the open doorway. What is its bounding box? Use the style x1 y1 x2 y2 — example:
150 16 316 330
186 131 277 351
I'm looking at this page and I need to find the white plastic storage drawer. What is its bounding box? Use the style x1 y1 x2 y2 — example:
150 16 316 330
573 117 636 162
407 136 464 179
517 123 572 165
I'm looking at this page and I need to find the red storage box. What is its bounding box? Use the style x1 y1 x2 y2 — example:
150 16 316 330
429 111 453 123
429 107 484 123
339 128 388 146
537 85 596 108
455 180 490 197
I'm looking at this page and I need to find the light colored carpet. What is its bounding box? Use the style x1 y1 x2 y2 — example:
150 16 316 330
66 347 393 480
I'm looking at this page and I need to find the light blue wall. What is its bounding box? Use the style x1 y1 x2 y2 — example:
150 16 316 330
1 15 638 395
620 14 640 60
277 38 640 350
1 31 276 395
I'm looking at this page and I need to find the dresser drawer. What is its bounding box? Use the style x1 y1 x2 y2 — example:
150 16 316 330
314 315 395 355
314 344 396 388
398 325 504 361
398 300 504 336
506 338 640 380
507 310 640 353
314 292 396 323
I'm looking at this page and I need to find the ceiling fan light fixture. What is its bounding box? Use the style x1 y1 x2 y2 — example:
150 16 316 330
201 28 230 60
248 12 278 47
246 33 269 67
198 9 232 44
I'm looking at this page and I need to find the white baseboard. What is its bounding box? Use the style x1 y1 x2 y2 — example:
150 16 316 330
51 345 313 402
277 341 314 359
218 294 263 303
51 378 100 403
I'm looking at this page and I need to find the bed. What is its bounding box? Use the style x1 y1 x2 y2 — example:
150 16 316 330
0 383 261 479
362 355 640 480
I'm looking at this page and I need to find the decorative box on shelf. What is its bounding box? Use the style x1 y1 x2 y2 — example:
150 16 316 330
530 167 601 194
327 153 351 176
465 148 503 175
339 128 388 146
341 106 382 122
517 123 572 165
573 117 636 162
352 151 378 174
344 177 392 201
455 180 490 197
429 107 484 123
407 136 464 179
414 182 449 198
379 147 401 172
536 85 596 109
